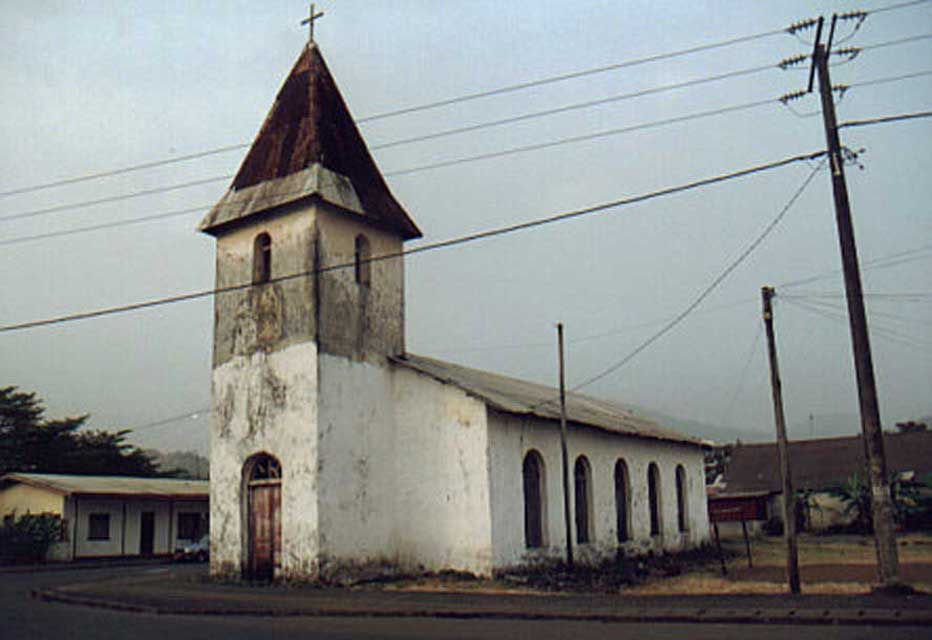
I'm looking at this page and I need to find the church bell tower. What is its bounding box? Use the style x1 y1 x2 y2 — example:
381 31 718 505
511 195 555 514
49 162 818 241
199 41 421 580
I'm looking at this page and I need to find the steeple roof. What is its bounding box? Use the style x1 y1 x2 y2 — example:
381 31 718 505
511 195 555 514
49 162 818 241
199 44 421 239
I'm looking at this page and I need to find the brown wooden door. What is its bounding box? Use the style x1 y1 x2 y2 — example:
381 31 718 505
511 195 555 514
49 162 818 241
248 482 281 580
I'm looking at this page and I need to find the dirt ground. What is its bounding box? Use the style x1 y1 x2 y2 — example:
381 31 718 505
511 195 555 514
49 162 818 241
388 534 932 597
625 532 932 595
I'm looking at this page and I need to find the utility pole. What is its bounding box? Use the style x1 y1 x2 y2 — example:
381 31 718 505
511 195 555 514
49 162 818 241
812 15 899 586
761 286 801 594
557 323 574 569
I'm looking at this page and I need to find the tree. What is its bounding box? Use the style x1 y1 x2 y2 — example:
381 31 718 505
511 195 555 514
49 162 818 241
827 471 930 533
895 421 928 434
0 386 164 477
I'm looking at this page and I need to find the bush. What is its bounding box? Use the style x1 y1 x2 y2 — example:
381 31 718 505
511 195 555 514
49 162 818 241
762 516 783 536
0 512 64 564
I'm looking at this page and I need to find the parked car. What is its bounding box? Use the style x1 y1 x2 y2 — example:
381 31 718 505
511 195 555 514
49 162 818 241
173 534 209 562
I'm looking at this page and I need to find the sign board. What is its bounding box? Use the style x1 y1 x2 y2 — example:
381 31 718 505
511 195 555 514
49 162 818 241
707 495 769 523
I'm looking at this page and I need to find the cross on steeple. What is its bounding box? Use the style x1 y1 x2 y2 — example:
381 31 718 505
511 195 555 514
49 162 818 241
301 3 325 44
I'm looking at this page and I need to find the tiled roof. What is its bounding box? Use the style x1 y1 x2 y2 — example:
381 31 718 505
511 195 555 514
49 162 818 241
1 473 208 500
199 43 421 239
392 354 702 446
721 430 932 493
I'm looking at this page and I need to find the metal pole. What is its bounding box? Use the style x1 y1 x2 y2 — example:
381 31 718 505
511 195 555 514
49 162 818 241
741 520 753 569
814 41 900 587
762 286 801 593
713 523 727 576
557 323 574 569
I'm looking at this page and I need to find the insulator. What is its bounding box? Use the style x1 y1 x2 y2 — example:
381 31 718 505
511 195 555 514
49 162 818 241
779 90 807 104
778 54 809 70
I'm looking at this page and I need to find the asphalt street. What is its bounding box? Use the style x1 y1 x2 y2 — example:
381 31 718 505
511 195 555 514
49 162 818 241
3 564 931 640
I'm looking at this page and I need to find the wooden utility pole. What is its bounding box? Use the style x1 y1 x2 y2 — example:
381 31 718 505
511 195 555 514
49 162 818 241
557 323 574 569
761 286 801 594
813 17 899 586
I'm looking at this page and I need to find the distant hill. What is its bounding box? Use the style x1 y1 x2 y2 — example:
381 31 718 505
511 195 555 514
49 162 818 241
149 450 209 479
623 405 765 445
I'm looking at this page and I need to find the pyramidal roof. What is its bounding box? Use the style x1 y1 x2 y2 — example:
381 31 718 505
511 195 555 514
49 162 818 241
199 44 421 239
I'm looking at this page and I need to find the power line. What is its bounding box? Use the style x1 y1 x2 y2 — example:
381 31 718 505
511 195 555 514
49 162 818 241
871 0 932 14
783 291 932 300
781 297 932 352
0 175 232 224
0 150 824 334
1 19 926 202
860 31 932 52
562 157 827 396
429 297 757 356
846 69 932 91
3 61 927 228
778 243 932 288
0 144 249 199
129 409 210 433
719 322 765 428
839 110 932 129
384 99 776 177
371 64 776 150
0 25 794 200
0 206 206 247
0 97 780 226
357 28 790 123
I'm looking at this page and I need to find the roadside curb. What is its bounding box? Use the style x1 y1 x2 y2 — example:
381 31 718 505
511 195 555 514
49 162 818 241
1 558 172 575
31 587 932 627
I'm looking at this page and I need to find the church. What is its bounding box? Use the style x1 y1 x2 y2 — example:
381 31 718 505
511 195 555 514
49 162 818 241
199 41 710 581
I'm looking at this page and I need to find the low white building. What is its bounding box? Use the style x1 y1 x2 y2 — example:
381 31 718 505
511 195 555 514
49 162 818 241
0 473 208 561
201 42 710 581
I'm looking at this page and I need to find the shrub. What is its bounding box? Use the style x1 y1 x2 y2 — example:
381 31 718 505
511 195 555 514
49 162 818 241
0 512 64 564
762 516 784 536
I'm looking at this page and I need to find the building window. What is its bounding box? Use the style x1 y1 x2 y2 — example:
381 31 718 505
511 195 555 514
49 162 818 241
88 513 110 541
648 463 662 536
522 450 546 549
354 234 371 286
676 465 689 533
249 454 282 481
177 513 203 540
574 455 593 544
253 232 272 284
614 459 630 543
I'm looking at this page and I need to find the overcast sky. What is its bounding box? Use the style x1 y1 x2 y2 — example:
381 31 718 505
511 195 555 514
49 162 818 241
1 1 930 454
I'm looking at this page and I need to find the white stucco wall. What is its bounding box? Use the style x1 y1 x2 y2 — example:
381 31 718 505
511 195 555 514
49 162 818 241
391 367 494 575
68 498 209 559
209 341 320 578
316 354 397 569
487 411 709 569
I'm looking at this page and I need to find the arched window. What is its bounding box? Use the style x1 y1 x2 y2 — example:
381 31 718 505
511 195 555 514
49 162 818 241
614 459 630 543
522 450 546 548
247 453 281 482
676 465 689 532
354 234 371 286
253 233 272 284
573 455 593 544
648 463 662 537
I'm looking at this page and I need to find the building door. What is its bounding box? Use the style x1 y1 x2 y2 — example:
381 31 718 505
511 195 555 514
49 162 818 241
139 512 155 555
245 454 282 580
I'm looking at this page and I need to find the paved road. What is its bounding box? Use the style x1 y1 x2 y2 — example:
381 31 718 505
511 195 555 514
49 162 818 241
3 565 929 640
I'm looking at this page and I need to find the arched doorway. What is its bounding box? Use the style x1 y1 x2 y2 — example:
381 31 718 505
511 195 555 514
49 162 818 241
244 453 281 580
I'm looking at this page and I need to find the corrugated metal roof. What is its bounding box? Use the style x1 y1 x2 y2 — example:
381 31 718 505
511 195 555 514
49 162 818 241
1 473 208 499
199 43 421 240
722 430 932 493
391 354 702 446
